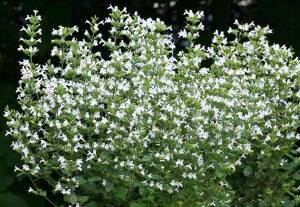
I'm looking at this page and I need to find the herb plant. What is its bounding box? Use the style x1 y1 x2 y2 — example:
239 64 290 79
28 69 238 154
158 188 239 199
4 6 300 207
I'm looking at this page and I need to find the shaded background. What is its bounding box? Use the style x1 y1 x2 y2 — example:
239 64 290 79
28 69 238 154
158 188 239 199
0 0 299 206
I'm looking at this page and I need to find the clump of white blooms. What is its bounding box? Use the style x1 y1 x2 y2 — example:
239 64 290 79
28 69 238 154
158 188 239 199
4 6 300 207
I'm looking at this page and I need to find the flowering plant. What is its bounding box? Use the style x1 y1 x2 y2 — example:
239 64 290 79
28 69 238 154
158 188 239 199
4 6 300 207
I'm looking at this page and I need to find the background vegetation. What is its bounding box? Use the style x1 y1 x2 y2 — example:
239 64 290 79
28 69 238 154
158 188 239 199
1 0 300 206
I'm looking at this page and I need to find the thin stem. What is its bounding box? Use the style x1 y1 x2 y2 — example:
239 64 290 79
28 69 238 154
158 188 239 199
28 174 58 207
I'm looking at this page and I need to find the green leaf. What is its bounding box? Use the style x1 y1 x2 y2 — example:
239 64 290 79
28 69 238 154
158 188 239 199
114 186 128 200
139 187 147 197
215 169 224 178
81 182 101 194
282 162 293 171
77 196 89 203
36 188 47 197
130 202 145 207
142 155 152 162
86 201 98 207
76 176 87 185
88 177 100 183
105 182 114 192
293 172 300 180
65 194 77 205
243 165 252 177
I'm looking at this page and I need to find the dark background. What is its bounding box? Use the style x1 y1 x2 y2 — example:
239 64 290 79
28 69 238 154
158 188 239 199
0 0 299 206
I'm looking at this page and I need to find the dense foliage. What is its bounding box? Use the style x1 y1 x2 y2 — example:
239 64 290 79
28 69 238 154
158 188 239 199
4 6 300 207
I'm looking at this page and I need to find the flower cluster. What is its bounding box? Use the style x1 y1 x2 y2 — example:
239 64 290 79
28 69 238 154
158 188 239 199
5 7 300 207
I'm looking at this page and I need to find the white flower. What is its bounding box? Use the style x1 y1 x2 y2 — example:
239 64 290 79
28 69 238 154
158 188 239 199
198 155 204 166
75 159 83 171
63 120 69 127
175 159 184 167
17 45 24 51
22 164 30 171
102 179 106 186
58 156 67 169
178 29 188 38
28 187 35 193
62 188 71 195
184 10 204 19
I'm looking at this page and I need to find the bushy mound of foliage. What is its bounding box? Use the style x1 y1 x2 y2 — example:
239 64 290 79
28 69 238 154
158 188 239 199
4 6 300 207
